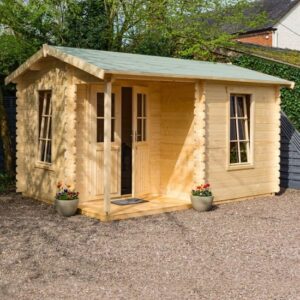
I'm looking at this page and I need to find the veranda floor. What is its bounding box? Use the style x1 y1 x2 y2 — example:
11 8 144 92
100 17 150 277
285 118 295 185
78 195 192 221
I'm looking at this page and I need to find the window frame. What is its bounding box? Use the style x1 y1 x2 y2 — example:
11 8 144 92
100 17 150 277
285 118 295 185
136 93 147 142
37 90 53 166
96 92 116 143
227 93 254 171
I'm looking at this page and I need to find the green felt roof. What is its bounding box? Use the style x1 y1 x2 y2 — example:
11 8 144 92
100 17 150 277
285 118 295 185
53 46 293 86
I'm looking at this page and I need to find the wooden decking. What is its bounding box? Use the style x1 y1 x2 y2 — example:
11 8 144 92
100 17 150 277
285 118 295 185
78 195 192 221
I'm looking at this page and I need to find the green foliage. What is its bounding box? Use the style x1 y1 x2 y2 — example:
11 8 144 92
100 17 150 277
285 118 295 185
62 0 110 50
0 0 269 68
0 34 35 77
192 184 212 197
56 182 79 200
124 0 268 60
233 43 300 66
232 55 300 131
0 172 15 193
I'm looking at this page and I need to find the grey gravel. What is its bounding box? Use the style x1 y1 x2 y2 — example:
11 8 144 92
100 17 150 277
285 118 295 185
0 190 299 300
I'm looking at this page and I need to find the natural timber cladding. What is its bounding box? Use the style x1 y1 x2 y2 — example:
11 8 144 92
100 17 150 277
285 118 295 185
75 84 89 199
193 81 206 186
64 66 77 186
159 82 195 200
205 82 280 201
15 82 26 193
15 60 84 202
145 83 161 196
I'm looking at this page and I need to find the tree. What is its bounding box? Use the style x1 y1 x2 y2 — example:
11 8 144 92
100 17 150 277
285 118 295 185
62 0 110 49
122 0 267 60
0 33 33 175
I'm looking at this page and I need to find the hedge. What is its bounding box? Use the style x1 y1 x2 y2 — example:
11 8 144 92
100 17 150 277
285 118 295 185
232 55 300 131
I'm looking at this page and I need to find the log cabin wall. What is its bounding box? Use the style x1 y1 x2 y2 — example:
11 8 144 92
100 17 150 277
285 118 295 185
16 59 99 202
205 82 280 201
159 82 195 200
16 60 71 201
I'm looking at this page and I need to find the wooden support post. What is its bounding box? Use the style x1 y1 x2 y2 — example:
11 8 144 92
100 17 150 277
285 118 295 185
194 81 206 186
274 86 281 193
104 78 112 216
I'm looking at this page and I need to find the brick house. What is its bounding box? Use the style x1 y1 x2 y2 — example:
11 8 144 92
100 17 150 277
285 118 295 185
235 0 300 50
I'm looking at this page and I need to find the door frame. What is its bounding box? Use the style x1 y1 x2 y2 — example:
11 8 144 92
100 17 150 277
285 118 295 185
132 86 149 197
89 84 122 198
87 84 149 199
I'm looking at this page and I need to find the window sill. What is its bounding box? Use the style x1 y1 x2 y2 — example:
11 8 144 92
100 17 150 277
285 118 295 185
227 163 254 171
35 162 55 172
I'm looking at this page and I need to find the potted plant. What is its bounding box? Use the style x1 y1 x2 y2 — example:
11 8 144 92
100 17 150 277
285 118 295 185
191 183 213 212
55 182 79 217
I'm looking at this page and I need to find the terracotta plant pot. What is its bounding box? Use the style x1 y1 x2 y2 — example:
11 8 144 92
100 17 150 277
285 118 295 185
190 195 214 212
55 198 79 217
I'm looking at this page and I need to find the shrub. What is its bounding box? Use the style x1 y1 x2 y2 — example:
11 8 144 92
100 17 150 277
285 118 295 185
0 173 15 193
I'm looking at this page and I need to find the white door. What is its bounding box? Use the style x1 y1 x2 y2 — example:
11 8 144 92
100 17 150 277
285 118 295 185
132 87 150 197
90 85 121 198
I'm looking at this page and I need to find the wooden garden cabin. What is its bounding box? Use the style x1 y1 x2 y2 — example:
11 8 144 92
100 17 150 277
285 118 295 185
5 45 294 221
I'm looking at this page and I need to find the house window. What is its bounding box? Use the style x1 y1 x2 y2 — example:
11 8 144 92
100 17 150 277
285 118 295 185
230 94 251 164
96 93 115 143
38 90 52 163
137 93 147 142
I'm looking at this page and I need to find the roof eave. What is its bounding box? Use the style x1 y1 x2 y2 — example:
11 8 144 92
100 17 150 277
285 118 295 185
235 26 276 36
106 70 294 89
5 44 106 85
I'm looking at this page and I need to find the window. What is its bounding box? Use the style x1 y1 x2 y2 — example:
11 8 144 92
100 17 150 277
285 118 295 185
137 93 147 142
230 94 251 164
96 93 115 143
38 91 52 163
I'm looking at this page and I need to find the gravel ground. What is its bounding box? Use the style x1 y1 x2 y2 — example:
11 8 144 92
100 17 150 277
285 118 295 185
0 191 299 300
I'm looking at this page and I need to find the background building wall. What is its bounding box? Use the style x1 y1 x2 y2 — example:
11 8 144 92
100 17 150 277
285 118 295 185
237 31 273 47
274 3 300 50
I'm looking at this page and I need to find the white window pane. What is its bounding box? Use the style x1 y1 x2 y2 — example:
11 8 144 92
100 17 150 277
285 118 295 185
230 142 239 164
96 93 115 142
240 142 248 163
45 141 51 163
40 140 46 161
111 119 115 142
137 118 142 142
97 93 104 117
38 91 52 163
230 96 236 117
143 94 147 117
237 97 245 117
230 119 237 140
143 118 146 141
137 94 142 117
238 119 246 140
